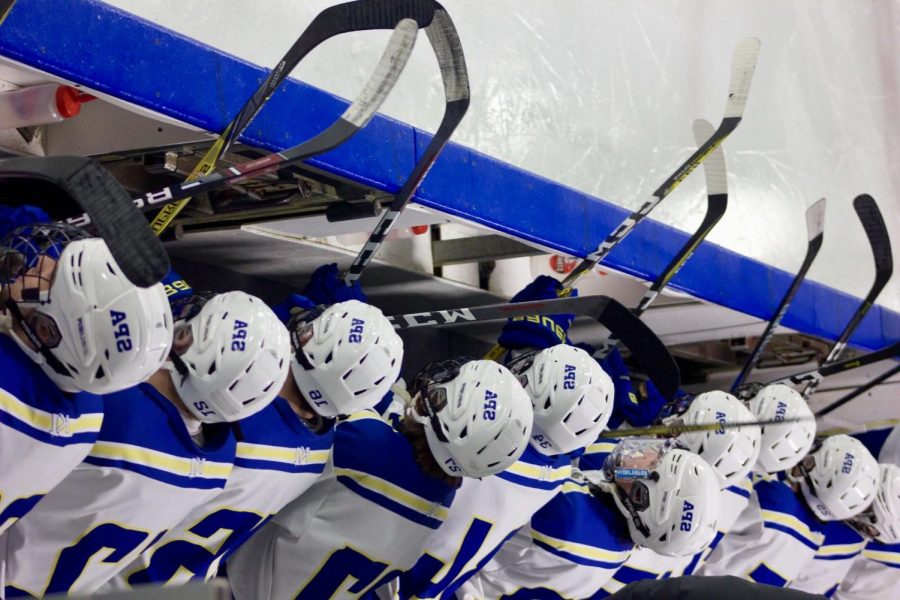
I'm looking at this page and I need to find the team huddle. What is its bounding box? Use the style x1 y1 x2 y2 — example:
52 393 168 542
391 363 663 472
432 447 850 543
0 213 898 600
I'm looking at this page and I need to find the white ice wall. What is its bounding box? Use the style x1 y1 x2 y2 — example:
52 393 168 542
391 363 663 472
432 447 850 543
105 0 900 311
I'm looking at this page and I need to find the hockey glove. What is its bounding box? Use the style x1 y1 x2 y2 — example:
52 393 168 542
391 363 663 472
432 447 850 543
497 275 576 350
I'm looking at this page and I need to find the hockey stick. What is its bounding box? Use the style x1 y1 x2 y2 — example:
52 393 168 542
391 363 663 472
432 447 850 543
604 415 811 438
342 4 469 285
815 363 900 418
0 0 16 24
593 117 728 360
766 341 900 387
388 295 681 399
149 0 437 235
483 39 759 363
802 194 893 398
64 20 419 230
0 155 169 287
558 38 760 294
730 198 826 391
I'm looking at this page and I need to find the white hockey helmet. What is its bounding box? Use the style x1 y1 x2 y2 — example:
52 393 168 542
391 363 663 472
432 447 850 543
846 463 900 544
2 226 172 394
413 358 533 478
168 291 289 423
789 435 879 521
603 438 720 557
289 299 403 418
507 345 614 456
749 384 816 473
663 391 761 487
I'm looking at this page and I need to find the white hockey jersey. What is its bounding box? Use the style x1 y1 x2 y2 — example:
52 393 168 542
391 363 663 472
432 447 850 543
0 333 103 535
699 474 825 587
109 396 333 587
462 479 633 600
788 520 867 597
398 443 573 599
227 410 457 600
834 541 900 600
1 383 234 598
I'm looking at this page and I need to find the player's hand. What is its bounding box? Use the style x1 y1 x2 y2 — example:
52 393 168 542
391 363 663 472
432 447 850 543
302 263 368 305
497 275 577 350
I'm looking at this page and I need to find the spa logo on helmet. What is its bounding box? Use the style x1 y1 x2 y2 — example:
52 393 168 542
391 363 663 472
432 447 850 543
110 310 132 352
348 318 366 343
231 320 249 351
483 390 498 420
774 400 788 421
563 364 577 390
715 411 727 435
842 453 855 474
680 500 695 531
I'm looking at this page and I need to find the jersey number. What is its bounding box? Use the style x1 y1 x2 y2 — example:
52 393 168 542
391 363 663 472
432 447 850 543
45 522 151 595
128 508 266 586
295 545 400 599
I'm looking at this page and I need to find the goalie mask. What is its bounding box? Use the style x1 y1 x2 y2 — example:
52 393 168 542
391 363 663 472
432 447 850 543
167 291 289 423
846 463 900 544
789 435 879 522
601 438 720 557
1 224 172 394
748 384 816 473
507 345 614 456
289 299 403 418
413 358 533 478
659 391 761 487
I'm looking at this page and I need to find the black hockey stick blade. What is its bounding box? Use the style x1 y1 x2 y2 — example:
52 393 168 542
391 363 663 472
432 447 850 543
0 0 16 25
559 37 760 293
769 341 900 387
802 194 893 398
221 0 436 151
151 0 437 235
343 3 470 285
605 415 812 438
816 363 900 418
388 295 681 399
594 119 728 361
0 156 169 287
731 197 826 391
637 118 728 315
64 20 418 229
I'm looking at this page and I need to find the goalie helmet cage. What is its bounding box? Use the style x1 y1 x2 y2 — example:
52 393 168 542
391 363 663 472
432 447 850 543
0 0 894 349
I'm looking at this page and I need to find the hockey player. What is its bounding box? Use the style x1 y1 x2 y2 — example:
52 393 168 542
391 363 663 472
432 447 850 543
398 351 614 598
790 462 900 597
0 223 171 535
700 434 879 588
227 357 533 600
596 390 762 593
395 276 617 599
1 290 289 597
462 437 721 599
116 294 404 586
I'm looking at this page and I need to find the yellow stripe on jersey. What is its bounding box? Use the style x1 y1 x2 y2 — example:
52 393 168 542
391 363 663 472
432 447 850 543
862 548 900 566
89 441 232 479
504 460 571 483
334 467 449 522
531 529 632 565
560 480 591 495
342 410 383 424
0 389 102 434
760 509 824 546
817 541 867 557
585 441 617 455
235 443 329 466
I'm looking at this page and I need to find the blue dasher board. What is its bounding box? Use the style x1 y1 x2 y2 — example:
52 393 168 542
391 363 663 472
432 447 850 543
0 0 895 350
